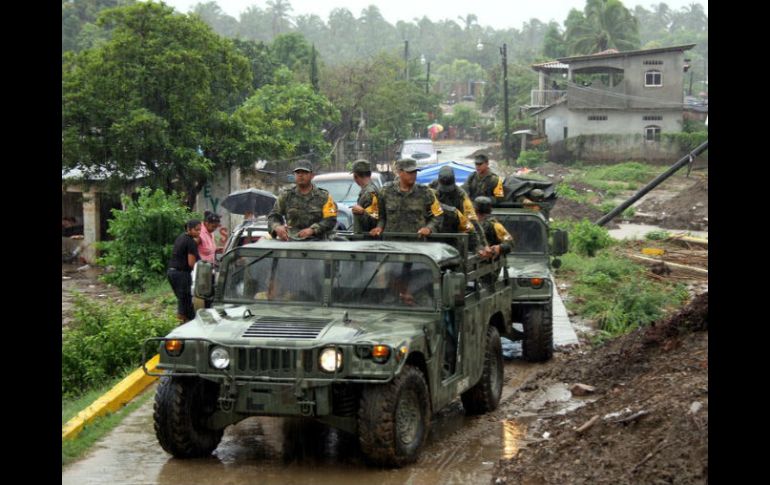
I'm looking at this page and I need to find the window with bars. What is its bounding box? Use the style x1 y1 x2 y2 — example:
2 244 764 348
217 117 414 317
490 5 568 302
645 70 662 87
643 115 663 121
643 60 663 65
645 125 661 141
587 115 608 121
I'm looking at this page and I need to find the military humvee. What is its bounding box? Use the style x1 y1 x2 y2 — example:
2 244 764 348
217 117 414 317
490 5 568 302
491 202 568 361
144 234 513 467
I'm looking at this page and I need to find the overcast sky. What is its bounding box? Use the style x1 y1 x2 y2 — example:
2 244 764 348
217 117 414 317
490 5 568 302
157 0 707 31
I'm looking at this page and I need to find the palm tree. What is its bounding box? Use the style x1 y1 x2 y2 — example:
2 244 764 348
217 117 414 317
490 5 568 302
266 0 293 39
565 0 640 55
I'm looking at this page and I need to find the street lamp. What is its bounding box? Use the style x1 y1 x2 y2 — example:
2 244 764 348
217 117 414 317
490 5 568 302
478 39 511 164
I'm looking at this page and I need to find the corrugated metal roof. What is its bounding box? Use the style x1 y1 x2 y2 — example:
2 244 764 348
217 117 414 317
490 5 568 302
531 60 569 71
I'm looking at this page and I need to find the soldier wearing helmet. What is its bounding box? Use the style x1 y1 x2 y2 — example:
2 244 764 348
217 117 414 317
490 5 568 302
473 196 513 258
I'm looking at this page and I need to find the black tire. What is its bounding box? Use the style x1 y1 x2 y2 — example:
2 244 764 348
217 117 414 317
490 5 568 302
461 326 503 415
154 376 224 458
522 303 553 362
358 366 431 467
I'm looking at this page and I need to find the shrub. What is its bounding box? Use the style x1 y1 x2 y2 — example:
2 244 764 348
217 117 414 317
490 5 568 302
62 294 178 397
570 219 613 256
98 188 197 292
645 230 671 240
516 150 548 167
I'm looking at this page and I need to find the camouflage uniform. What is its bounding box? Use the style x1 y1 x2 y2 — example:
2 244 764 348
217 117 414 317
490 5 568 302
268 185 338 239
431 190 487 251
462 171 505 202
480 217 514 256
354 181 380 233
376 160 443 234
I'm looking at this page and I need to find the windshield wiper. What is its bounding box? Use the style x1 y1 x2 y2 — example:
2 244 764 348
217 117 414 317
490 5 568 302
229 250 273 280
359 254 390 298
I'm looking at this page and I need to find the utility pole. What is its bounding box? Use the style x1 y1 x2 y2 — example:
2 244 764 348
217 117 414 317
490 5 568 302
501 43 511 164
404 40 409 81
426 61 431 95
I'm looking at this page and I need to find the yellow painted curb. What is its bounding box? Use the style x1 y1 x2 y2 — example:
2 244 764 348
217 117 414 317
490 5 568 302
62 354 160 441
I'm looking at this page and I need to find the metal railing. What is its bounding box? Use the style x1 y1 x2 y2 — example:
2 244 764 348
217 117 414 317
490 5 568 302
530 90 567 107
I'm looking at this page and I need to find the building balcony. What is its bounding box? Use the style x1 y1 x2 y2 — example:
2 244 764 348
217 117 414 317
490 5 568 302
530 90 566 107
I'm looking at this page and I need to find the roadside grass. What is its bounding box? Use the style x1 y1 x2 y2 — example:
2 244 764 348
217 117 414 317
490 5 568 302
133 275 175 307
555 245 689 343
564 162 664 196
62 385 154 467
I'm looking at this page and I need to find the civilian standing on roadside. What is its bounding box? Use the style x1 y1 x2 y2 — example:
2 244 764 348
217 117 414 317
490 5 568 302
199 211 223 264
167 220 201 323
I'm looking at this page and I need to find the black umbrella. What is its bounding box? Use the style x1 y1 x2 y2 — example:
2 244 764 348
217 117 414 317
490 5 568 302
221 188 277 216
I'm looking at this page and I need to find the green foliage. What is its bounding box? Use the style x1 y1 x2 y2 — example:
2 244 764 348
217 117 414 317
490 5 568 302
98 188 195 292
582 162 658 184
565 0 640 55
558 251 689 338
62 293 178 397
516 150 548 167
569 219 613 256
662 131 708 153
556 182 589 203
645 229 671 240
598 202 635 218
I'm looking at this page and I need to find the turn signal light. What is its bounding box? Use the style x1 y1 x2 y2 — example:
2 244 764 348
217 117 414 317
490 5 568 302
372 345 390 363
165 339 184 356
530 278 544 288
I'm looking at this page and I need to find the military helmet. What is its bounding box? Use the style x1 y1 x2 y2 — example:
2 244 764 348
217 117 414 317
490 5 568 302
437 166 456 192
473 196 493 215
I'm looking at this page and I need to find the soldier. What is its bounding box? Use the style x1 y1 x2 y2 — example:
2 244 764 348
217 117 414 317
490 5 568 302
429 166 490 256
462 153 505 203
370 158 443 237
268 160 338 241
473 196 514 258
349 159 380 233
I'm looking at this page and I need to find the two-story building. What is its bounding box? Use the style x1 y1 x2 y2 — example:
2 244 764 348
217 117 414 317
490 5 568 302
527 44 696 144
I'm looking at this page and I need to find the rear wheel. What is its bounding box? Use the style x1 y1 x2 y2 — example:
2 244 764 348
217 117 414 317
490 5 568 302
154 376 223 458
358 366 431 467
522 303 553 362
462 326 503 414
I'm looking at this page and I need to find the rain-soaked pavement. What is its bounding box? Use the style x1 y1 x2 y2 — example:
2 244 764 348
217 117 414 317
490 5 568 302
62 359 554 485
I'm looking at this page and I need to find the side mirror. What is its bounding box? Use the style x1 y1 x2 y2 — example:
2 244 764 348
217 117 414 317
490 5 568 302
551 229 569 256
193 261 214 299
442 271 466 308
436 150 443 154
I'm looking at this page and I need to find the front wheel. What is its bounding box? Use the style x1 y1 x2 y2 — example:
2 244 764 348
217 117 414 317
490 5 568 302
358 365 431 467
153 376 224 458
461 325 503 414
522 303 553 362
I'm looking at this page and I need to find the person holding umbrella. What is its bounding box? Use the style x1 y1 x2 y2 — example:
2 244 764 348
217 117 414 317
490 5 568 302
268 160 338 241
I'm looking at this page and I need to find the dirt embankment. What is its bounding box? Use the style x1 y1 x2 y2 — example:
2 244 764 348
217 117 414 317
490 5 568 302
635 178 708 231
493 292 708 485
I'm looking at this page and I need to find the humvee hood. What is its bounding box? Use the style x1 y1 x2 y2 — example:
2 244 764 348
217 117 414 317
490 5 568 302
170 305 433 346
505 255 550 278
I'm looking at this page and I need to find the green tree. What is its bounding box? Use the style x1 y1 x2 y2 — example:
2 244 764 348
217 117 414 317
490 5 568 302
310 44 320 92
271 32 311 74
236 67 340 165
565 0 640 55
62 2 265 208
266 0 293 38
542 22 567 58
191 1 239 38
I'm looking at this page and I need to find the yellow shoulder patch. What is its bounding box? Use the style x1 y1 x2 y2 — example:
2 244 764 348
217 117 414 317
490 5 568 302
323 195 337 218
462 195 478 221
430 193 444 217
366 193 379 219
494 222 513 242
493 177 504 198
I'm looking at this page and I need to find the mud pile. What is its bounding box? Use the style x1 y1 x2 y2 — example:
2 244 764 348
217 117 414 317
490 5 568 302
636 178 708 231
493 293 708 485
550 198 620 229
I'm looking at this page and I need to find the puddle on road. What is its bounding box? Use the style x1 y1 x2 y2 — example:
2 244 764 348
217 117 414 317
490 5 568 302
62 367 594 485
608 223 707 241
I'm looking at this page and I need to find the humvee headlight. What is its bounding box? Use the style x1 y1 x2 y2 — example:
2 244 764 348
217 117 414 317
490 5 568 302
210 347 230 369
164 339 184 357
319 347 343 373
372 345 390 363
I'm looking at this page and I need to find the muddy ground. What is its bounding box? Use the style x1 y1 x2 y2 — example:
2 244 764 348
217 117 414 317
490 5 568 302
62 263 124 327
492 293 708 485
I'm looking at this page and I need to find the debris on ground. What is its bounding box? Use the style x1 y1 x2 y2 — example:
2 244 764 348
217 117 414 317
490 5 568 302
492 293 708 485
635 178 708 231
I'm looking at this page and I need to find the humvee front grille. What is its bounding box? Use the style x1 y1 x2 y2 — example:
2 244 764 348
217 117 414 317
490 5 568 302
236 348 316 373
242 316 331 339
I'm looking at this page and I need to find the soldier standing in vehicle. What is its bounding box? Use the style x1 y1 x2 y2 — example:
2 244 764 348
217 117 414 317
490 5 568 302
463 153 505 203
370 158 443 237
474 196 514 258
268 160 338 241
349 159 380 233
430 165 490 255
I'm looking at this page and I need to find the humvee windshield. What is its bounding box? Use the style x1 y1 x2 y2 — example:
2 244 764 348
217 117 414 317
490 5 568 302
223 256 325 303
333 260 436 310
500 219 547 254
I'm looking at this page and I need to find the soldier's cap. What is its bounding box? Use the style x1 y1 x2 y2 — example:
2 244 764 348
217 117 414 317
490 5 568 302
473 196 493 214
437 166 456 192
350 159 371 173
396 158 421 172
293 159 313 172
474 153 489 164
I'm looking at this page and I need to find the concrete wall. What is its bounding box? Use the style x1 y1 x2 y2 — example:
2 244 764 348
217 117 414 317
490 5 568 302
543 104 570 142
549 134 708 164
194 166 241 231
567 109 682 137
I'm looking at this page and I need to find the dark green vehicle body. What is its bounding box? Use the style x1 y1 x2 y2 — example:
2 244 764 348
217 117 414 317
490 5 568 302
490 206 568 361
146 236 512 466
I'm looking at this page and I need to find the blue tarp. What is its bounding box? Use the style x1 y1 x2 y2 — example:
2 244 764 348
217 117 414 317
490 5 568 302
415 161 476 185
